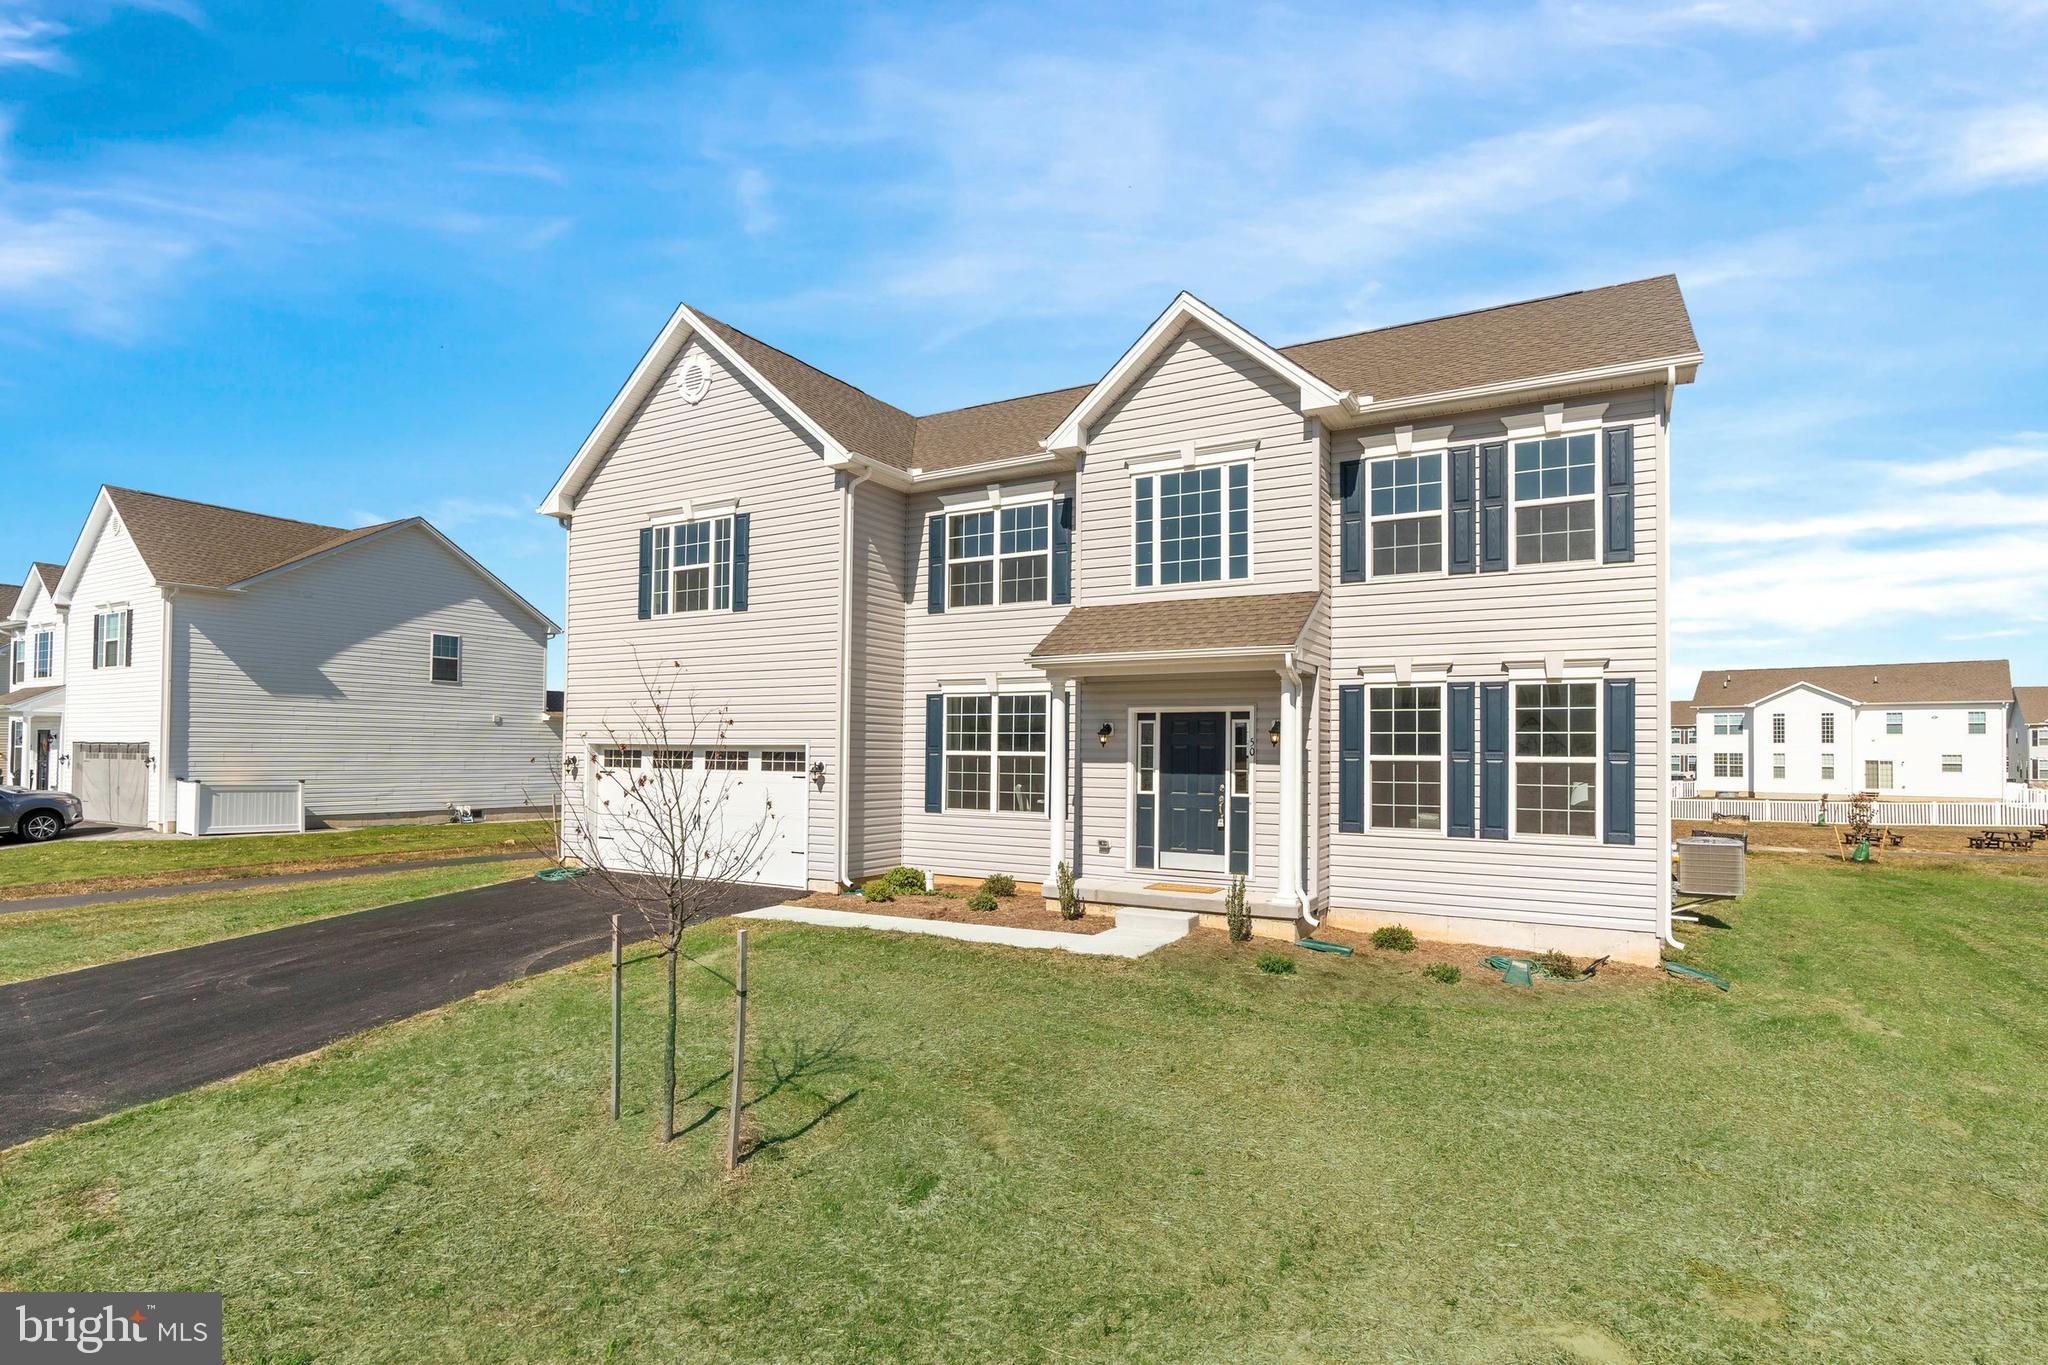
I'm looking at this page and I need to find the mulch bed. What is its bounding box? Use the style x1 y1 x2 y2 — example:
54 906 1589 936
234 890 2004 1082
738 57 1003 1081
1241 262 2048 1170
791 890 1118 935
1275 923 1667 987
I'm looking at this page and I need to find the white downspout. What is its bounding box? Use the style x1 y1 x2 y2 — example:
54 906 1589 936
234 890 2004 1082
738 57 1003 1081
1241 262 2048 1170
836 460 874 890
1660 368 1683 951
159 587 176 832
1279 653 1321 929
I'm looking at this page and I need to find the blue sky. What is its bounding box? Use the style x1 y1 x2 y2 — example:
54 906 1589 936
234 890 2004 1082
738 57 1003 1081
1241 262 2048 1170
4 0 2046 695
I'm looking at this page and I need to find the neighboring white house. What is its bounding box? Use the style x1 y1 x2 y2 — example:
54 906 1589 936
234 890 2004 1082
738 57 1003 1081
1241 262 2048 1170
1670 699 1697 790
1 562 66 791
543 274 1702 963
1691 660 2018 800
2018 686 2048 786
35 486 561 830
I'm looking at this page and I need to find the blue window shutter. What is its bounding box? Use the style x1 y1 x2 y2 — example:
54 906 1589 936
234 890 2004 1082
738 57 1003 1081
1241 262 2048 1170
123 609 134 667
1604 679 1637 844
1052 496 1073 604
927 514 946 614
1447 682 1476 838
924 695 943 813
1134 476 1153 586
1479 442 1508 573
731 513 750 612
1448 446 1477 575
1338 458 1365 583
1480 682 1508 839
636 528 652 620
1339 685 1365 833
1603 425 1634 564
1227 463 1249 579
90 613 102 670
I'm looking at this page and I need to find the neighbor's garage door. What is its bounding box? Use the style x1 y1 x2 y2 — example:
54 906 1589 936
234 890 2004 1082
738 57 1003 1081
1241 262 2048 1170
584 746 808 888
73 741 151 827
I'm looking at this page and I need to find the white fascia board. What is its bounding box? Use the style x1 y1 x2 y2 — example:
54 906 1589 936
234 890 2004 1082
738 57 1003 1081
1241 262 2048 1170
537 303 854 518
1044 292 1351 454
52 489 119 607
1746 681 1862 709
1337 354 1704 426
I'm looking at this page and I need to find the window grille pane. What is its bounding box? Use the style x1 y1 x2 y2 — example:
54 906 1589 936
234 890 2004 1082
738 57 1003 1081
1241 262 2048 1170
651 748 692 770
1232 716 1251 797
949 559 994 608
946 754 991 810
1514 761 1596 837
704 750 748 771
999 504 1048 555
1370 515 1442 576
996 694 1048 753
1001 554 1048 604
1158 466 1225 584
1137 716 1156 794
1514 501 1595 565
946 696 992 752
997 755 1046 812
760 750 806 773
949 511 994 561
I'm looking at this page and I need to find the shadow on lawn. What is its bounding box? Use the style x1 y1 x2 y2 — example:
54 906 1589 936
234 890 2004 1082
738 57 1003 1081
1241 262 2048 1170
674 1024 864 1162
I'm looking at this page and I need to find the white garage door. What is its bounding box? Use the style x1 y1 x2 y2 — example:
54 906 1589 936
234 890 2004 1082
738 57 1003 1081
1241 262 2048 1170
581 745 808 889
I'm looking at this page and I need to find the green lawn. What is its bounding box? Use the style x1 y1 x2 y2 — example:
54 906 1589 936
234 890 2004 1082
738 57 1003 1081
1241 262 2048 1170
2 857 2043 1361
0 819 549 898
0 859 547 983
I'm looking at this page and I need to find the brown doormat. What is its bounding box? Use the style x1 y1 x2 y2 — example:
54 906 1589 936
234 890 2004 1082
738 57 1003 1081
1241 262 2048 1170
1144 882 1222 894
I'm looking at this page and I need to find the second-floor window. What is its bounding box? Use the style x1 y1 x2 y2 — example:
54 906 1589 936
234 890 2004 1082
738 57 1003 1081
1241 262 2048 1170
430 633 461 684
1967 711 1986 735
2034 726 2047 746
948 503 1049 608
1886 712 1903 734
1713 714 1744 736
1511 434 1597 565
1821 713 1836 744
93 611 130 670
1369 454 1442 576
7 637 21 686
1771 713 1786 744
1134 462 1250 587
650 516 735 615
33 630 52 679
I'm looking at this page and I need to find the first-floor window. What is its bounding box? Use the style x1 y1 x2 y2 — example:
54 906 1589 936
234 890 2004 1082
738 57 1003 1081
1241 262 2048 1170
1370 685 1441 830
1772 753 1786 780
1821 753 1835 781
1715 752 1744 779
1865 760 1895 790
1671 755 1697 779
430 633 461 683
945 694 1047 813
1941 753 1963 774
1513 682 1596 837
2034 758 2048 780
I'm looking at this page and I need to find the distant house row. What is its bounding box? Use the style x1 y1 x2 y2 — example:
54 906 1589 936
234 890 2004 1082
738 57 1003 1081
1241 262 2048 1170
2 487 561 830
1669 660 2046 800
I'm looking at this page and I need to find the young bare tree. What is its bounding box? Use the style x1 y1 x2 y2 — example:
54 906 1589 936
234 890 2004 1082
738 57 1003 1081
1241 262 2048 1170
537 658 779 1143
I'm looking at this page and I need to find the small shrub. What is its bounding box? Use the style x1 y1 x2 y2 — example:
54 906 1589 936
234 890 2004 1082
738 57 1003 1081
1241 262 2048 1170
1423 962 1461 985
979 873 1017 898
1371 925 1417 952
1224 875 1251 943
859 878 895 904
879 866 927 895
1255 951 1295 975
1055 860 1081 921
966 890 999 912
1534 950 1580 980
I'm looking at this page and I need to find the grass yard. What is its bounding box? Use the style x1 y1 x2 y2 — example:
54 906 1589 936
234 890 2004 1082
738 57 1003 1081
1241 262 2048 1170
0 858 547 983
2 856 2044 1361
0 819 549 899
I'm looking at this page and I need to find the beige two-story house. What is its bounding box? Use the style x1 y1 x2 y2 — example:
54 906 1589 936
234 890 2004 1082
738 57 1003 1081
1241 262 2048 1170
543 276 1700 962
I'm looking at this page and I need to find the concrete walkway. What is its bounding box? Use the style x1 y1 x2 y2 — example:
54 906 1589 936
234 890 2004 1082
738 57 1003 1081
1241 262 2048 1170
739 904 1196 958
0 851 538 915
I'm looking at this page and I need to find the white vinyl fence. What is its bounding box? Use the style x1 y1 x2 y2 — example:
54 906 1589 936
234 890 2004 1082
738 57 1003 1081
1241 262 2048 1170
1673 797 2048 828
175 779 306 836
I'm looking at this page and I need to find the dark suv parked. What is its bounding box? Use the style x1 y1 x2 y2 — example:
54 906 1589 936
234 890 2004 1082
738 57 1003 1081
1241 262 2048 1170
1 786 84 842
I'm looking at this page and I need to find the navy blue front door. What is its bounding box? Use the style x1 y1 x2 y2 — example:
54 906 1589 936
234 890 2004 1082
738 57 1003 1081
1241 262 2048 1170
1160 712 1227 866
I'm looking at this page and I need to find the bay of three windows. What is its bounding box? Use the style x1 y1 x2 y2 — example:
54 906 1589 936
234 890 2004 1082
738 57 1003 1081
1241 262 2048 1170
1368 681 1598 839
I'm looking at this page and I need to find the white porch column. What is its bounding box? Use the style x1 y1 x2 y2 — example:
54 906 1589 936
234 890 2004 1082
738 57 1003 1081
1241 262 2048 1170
1046 677 1070 889
1276 667 1305 908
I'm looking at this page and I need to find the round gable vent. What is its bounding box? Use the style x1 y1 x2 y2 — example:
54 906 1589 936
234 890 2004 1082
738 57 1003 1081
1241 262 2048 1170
676 358 711 405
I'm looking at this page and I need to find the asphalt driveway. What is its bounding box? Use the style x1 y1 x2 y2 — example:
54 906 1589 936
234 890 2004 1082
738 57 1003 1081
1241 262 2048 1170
0 874 796 1148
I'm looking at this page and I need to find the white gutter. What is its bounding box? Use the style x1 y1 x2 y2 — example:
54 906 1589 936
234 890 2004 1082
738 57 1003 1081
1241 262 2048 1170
835 458 875 890
1339 353 1703 426
1659 366 1682 952
159 587 176 832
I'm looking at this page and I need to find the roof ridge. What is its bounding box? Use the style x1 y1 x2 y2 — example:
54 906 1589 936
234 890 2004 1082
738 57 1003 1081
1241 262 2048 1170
104 485 347 537
693 310 917 422
1277 274 1681 354
1702 658 2012 674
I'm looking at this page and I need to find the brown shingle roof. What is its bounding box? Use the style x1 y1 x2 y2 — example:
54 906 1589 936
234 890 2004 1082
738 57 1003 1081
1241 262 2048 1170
2015 687 2048 725
32 562 61 593
1693 660 2015 708
104 487 405 589
1030 591 1321 661
0 584 18 618
687 275 1697 476
1670 700 1697 725
0 683 63 710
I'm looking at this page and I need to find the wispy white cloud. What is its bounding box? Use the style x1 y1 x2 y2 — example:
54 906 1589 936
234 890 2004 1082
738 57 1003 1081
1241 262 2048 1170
1928 101 2048 190
0 13 67 69
1881 436 2048 484
380 0 497 43
734 167 776 236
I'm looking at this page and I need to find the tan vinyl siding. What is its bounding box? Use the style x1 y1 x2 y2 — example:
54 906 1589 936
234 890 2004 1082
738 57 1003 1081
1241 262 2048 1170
561 336 844 884
171 525 557 819
896 478 1074 884
848 478 907 878
1077 324 1319 607
1323 388 1666 935
59 514 165 824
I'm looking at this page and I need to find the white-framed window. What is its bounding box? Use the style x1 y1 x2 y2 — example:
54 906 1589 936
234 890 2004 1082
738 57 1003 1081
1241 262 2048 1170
1941 753 1963 774
1513 682 1597 837
1772 753 1786 780
761 750 806 773
650 515 736 615
7 636 21 685
650 747 692 770
1865 759 1895 790
947 501 1050 608
1137 715 1157 800
1821 753 1835 781
430 633 461 684
1713 714 1744 736
944 693 1047 814
2032 726 2047 747
704 749 748 772
1231 714 1252 804
32 630 53 680
1967 711 1986 735
1885 712 1903 735
1368 454 1443 577
1715 752 1744 779
1771 713 1786 744
1821 713 1836 744
599 746 643 769
1370 685 1442 830
1133 462 1251 586
2035 758 2048 780
1511 433 1597 565
1672 754 1697 779
95 611 128 670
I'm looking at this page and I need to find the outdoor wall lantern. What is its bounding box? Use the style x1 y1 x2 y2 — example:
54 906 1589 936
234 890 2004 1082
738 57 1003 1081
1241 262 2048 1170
1268 720 1282 746
1097 722 1114 746
811 761 827 789
564 755 579 779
